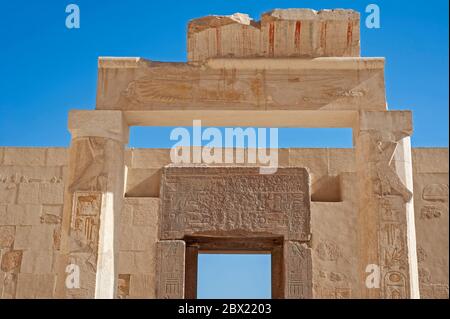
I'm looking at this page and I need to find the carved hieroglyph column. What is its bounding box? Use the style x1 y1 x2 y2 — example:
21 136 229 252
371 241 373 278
56 110 128 299
355 111 420 299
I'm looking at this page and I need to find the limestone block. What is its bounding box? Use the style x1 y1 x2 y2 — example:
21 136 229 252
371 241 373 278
17 183 40 204
119 225 154 251
0 183 17 205
16 274 56 299
96 57 386 112
134 251 155 274
121 202 134 226
20 250 53 274
132 198 159 227
260 9 360 58
0 166 63 183
68 110 129 143
289 148 329 180
413 171 449 298
6 205 41 226
132 227 154 252
160 167 310 241
1 250 22 272
40 205 63 225
328 148 355 175
13 226 32 250
284 242 313 298
119 225 133 251
15 225 53 251
0 226 15 248
0 205 7 225
188 9 360 61
118 251 135 273
188 13 261 61
45 148 68 166
117 274 131 299
412 148 449 173
125 168 161 198
156 241 185 299
131 149 171 168
1 273 17 299
39 183 64 205
129 273 155 298
3 148 46 166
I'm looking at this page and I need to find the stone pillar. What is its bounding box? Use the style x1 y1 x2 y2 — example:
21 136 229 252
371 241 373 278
56 110 128 299
284 242 312 299
156 241 185 299
355 111 420 299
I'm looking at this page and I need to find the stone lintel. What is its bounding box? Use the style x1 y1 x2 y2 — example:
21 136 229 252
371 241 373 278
358 111 413 136
188 9 360 61
96 57 386 112
68 110 129 143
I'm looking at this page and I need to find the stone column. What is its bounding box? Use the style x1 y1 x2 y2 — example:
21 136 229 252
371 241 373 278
355 111 420 299
55 110 128 299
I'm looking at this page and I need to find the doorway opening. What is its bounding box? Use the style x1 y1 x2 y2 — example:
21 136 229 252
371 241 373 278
184 237 284 299
197 254 271 299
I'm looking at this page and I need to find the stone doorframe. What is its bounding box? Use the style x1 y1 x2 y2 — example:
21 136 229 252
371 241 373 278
58 107 420 299
156 167 312 299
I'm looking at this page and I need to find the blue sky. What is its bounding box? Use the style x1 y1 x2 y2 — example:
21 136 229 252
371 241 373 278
0 0 448 298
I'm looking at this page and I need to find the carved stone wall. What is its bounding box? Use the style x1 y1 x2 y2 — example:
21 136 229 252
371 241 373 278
412 148 449 299
356 111 418 299
160 167 310 241
0 148 67 299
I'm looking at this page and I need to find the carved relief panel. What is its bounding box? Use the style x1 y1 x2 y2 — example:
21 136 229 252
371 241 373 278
285 242 312 299
156 241 185 299
160 167 311 241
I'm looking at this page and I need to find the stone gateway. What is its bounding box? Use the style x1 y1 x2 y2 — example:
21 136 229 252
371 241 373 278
0 8 448 299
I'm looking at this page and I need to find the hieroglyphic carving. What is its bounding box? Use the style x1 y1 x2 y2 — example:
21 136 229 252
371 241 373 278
69 192 102 272
285 242 312 299
422 184 449 202
0 251 22 272
69 137 108 192
366 131 412 203
379 195 409 298
420 205 447 220
160 167 310 241
156 241 185 299
117 274 131 299
316 240 342 261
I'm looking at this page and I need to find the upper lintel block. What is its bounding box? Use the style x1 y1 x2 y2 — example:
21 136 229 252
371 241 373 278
188 9 360 61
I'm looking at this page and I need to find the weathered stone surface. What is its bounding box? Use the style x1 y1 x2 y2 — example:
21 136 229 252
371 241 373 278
160 167 310 241
188 9 360 61
117 274 131 299
0 226 15 248
413 171 449 299
97 57 386 112
39 183 64 205
20 250 53 274
125 168 161 197
1 251 22 272
45 148 68 166
3 148 46 166
4 205 41 226
285 242 312 299
413 148 449 173
156 241 185 299
16 274 56 298
17 183 40 204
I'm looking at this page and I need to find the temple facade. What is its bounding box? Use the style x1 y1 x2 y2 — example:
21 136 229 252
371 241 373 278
0 9 448 299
